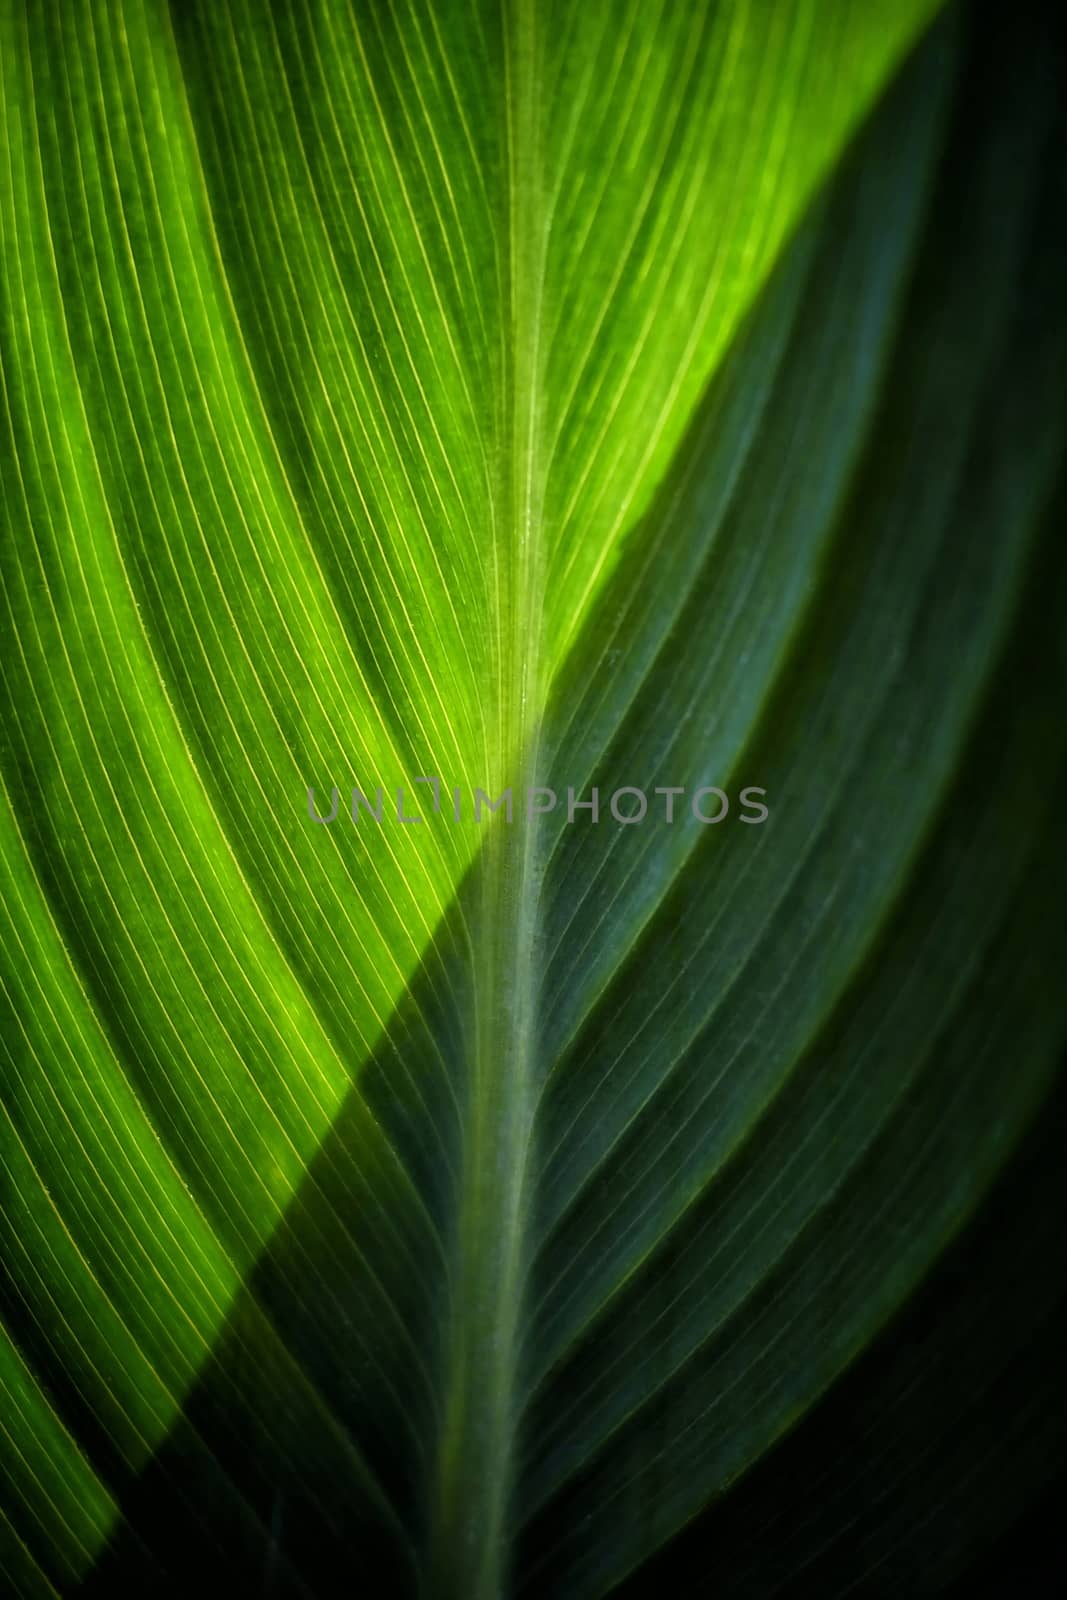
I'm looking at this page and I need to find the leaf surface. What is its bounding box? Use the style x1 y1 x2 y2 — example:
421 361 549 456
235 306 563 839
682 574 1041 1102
1 1 1065 1596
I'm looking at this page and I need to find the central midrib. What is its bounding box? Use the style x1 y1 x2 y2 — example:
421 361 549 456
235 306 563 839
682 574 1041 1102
427 1 548 1595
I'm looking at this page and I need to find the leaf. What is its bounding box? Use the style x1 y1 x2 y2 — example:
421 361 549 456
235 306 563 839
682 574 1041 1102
1 0 1065 1596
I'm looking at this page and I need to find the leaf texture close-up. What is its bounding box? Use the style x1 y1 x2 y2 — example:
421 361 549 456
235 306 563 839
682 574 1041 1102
1 0 1065 1596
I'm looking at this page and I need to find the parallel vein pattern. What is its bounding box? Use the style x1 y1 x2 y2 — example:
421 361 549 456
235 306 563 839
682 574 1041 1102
1 2 1065 1598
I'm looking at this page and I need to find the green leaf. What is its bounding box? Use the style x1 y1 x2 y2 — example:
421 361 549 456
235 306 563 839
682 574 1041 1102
1 1 1064 1596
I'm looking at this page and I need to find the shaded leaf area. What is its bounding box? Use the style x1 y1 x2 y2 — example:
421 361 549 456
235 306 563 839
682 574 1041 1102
606 1050 1067 1598
67 7 1067 1596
